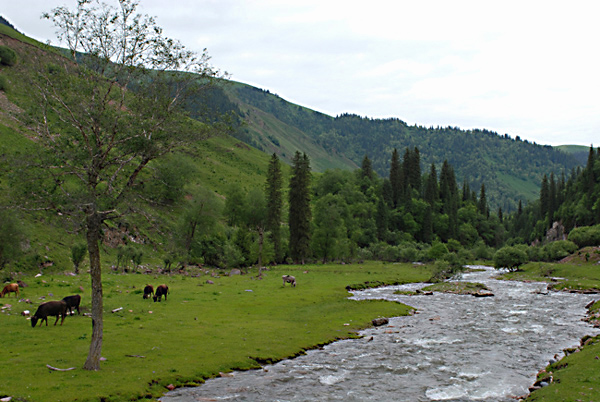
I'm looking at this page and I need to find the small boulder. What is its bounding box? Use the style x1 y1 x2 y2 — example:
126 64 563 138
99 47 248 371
372 317 389 327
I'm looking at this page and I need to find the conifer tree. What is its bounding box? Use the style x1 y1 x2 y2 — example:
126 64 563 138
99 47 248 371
439 160 459 240
289 151 312 264
424 163 439 207
389 148 403 208
549 172 557 222
265 153 283 262
540 174 549 220
478 183 488 217
360 154 374 181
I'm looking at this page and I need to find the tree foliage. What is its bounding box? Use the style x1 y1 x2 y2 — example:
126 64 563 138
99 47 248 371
288 151 311 263
12 0 223 371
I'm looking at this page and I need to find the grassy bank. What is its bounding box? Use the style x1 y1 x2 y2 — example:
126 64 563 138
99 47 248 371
0 262 431 402
497 261 600 401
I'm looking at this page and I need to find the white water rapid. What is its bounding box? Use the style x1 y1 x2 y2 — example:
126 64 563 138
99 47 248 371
161 266 599 401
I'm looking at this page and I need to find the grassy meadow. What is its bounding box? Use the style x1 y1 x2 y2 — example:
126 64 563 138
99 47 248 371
0 262 431 402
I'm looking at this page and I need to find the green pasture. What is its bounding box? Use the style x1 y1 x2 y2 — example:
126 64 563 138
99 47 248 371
0 262 431 402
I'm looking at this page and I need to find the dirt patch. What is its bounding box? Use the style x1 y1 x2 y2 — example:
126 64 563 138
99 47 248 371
559 246 600 264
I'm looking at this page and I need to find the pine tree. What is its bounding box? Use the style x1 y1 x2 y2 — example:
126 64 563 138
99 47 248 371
478 183 488 217
265 153 283 262
549 172 557 222
439 160 459 240
360 154 374 181
389 148 403 208
424 163 439 207
540 174 549 220
288 151 312 264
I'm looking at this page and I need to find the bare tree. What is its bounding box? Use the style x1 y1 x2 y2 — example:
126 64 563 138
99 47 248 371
18 0 223 370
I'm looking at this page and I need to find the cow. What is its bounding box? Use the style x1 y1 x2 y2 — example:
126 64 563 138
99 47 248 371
0 283 19 298
31 300 67 327
143 284 154 300
61 295 81 315
153 284 168 302
282 275 296 287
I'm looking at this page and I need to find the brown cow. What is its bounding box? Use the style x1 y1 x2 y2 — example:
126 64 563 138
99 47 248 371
0 283 19 298
153 284 168 302
143 284 154 300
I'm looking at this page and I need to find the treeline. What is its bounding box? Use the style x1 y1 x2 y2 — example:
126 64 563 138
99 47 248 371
181 147 505 270
222 83 581 213
508 146 600 244
184 145 600 272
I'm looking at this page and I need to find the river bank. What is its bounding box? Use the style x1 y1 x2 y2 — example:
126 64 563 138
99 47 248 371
0 262 431 402
161 265 600 401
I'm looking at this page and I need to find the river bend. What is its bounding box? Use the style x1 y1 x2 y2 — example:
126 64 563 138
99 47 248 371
161 266 599 401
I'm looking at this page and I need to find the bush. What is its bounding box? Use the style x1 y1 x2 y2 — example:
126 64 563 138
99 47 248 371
493 246 528 271
0 46 17 66
568 225 600 248
473 243 493 260
543 240 578 261
428 241 449 260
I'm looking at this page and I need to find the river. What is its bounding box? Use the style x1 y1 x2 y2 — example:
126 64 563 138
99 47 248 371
160 266 599 401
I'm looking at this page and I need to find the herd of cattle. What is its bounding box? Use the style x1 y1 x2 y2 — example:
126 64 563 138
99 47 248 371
1 282 170 328
2 274 297 328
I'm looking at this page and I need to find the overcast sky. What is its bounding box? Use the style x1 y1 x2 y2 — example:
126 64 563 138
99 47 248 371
3 1 599 146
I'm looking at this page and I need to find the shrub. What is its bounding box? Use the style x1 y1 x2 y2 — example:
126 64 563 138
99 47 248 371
473 243 493 260
493 246 528 271
428 241 449 260
568 225 600 248
0 46 17 66
543 240 578 261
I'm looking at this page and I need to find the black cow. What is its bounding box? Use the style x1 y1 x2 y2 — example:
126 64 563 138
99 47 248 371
61 295 81 315
31 301 67 327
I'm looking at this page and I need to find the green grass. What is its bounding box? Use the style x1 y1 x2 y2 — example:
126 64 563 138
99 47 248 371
0 262 431 402
421 281 490 294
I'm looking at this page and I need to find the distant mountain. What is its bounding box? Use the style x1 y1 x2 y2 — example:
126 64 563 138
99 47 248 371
555 145 591 165
0 17 582 213
204 81 581 212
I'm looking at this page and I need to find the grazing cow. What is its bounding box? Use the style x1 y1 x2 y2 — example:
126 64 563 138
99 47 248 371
61 295 81 315
31 300 67 327
153 284 168 302
1 283 19 298
282 275 296 287
143 284 154 300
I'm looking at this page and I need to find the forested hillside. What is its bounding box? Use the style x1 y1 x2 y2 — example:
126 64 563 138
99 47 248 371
209 81 582 212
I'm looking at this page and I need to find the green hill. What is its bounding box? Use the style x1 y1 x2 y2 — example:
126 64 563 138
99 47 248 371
0 25 278 272
204 80 581 212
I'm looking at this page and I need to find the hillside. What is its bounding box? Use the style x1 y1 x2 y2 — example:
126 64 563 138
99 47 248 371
0 16 583 213
0 26 277 271
214 82 581 212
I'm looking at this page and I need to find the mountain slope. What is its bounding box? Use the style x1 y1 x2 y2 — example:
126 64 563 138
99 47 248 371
216 80 580 212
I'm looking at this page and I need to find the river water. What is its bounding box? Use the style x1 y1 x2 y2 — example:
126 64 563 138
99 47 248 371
161 266 599 401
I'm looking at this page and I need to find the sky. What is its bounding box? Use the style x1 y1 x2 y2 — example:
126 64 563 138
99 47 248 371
3 0 599 147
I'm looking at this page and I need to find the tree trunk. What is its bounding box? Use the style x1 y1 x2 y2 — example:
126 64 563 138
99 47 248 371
83 211 103 370
257 226 264 268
